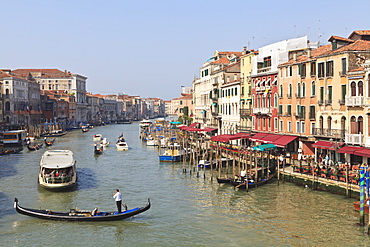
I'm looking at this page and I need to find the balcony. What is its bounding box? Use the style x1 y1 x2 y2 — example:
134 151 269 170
257 67 271 74
338 99 345 105
252 107 271 115
313 128 345 139
325 100 332 105
345 96 364 107
345 133 364 145
240 108 251 117
318 100 324 106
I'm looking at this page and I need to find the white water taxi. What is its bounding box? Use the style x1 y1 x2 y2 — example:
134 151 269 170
116 136 128 151
38 150 77 191
93 134 102 141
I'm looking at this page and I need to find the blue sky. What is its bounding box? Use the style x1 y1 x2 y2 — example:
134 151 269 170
1 0 369 100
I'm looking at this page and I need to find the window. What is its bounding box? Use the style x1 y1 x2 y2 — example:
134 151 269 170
301 122 305 133
341 58 347 75
235 88 237 95
279 120 283 131
301 106 306 119
297 83 301 97
279 85 283 97
341 85 346 100
274 118 278 131
326 61 334 77
264 56 271 67
289 66 293 77
320 87 324 101
358 81 363 96
318 62 325 77
351 81 356 96
311 81 316 96
328 86 333 102
288 84 292 98
287 105 292 116
278 105 283 115
180 101 183 105
301 64 306 77
288 121 292 132
310 122 316 135
309 106 315 119
311 62 316 76
274 94 278 108
296 122 300 133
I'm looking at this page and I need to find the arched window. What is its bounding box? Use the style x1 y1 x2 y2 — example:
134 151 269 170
341 116 346 137
279 85 283 97
351 81 356 96
319 116 324 134
5 88 9 95
327 116 332 134
358 116 363 134
274 93 278 108
257 95 260 107
358 81 364 96
302 82 306 97
5 101 10 111
297 83 301 97
311 81 316 96
350 116 357 134
288 84 292 97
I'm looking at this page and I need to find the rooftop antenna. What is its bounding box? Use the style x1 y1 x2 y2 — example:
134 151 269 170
294 25 296 37
318 20 321 44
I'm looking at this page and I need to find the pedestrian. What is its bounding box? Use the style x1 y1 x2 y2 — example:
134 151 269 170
113 189 122 213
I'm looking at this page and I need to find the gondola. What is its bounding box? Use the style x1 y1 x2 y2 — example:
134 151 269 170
0 147 23 155
230 173 276 189
216 177 232 184
44 138 55 146
14 198 151 222
94 144 104 155
27 143 43 151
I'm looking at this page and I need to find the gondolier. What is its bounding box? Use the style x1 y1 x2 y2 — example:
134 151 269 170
113 189 122 213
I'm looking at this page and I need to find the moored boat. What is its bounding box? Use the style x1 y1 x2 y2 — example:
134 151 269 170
139 119 152 128
159 143 184 162
353 200 370 214
40 130 67 137
0 147 23 155
14 198 150 222
38 150 77 191
230 172 276 189
198 160 216 169
82 126 89 133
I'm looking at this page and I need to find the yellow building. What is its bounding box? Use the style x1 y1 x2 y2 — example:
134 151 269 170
239 48 256 133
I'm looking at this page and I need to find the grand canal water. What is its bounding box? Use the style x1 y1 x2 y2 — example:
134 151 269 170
0 122 369 246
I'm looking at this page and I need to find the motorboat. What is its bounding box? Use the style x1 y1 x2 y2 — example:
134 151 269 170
139 119 152 128
116 136 128 151
81 126 89 133
14 198 150 222
159 143 184 162
38 150 77 191
198 160 216 169
93 134 102 141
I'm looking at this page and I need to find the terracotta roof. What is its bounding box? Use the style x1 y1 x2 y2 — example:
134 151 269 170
0 70 28 80
279 44 331 66
328 35 354 43
322 39 370 55
11 69 73 79
349 66 364 72
218 51 243 57
349 30 370 39
211 57 231 64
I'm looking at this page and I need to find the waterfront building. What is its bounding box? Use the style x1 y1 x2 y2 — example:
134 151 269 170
219 61 241 134
277 44 329 158
11 69 88 125
193 51 243 131
251 36 314 136
170 93 193 121
86 93 102 125
239 47 256 133
0 70 41 126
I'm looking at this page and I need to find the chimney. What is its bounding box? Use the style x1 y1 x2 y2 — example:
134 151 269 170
293 53 297 61
243 46 247 54
307 49 311 58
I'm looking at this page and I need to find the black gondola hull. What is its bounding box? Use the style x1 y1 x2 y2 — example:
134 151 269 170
14 198 150 222
231 173 276 189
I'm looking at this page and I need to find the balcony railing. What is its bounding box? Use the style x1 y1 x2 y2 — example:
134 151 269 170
345 96 364 107
257 67 271 74
338 99 345 105
252 107 271 115
313 128 346 139
345 133 364 145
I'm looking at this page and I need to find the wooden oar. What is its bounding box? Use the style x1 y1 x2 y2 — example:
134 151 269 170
236 181 247 188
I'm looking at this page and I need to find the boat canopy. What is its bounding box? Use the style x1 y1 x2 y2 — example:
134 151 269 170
40 150 75 168
253 143 277 151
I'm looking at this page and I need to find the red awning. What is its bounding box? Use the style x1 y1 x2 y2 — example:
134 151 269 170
201 127 217 132
337 146 364 154
250 132 269 142
273 135 298 148
233 132 252 139
260 134 282 143
354 148 370 158
312 141 336 150
189 122 199 127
